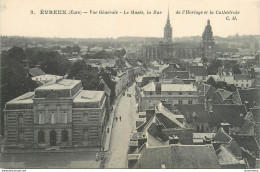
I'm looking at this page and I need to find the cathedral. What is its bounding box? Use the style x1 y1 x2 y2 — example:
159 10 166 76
142 10 215 61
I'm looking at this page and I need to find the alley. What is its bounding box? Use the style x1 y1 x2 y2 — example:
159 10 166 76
105 83 137 168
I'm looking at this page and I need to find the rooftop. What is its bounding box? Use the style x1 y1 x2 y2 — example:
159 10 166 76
73 90 104 103
133 144 221 169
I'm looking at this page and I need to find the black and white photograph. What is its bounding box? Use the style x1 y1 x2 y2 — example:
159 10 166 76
0 0 259 170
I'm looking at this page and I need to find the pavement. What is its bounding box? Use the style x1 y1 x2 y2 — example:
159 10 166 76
104 83 138 168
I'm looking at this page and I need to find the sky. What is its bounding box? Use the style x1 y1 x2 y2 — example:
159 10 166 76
1 0 259 38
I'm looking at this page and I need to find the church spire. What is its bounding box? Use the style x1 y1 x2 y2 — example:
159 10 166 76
164 7 172 43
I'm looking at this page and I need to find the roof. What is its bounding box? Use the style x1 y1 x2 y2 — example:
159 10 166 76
29 67 45 77
73 90 104 103
6 92 34 105
234 74 251 80
210 104 247 127
188 66 208 76
36 79 81 91
141 77 159 87
134 144 221 168
161 84 197 92
174 104 209 122
215 88 233 101
216 145 245 166
238 88 260 110
239 119 255 134
231 134 260 158
164 71 189 79
142 81 156 92
214 128 243 159
162 64 181 73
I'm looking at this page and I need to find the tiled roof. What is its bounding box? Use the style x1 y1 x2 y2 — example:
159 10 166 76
216 145 244 166
210 105 247 127
250 107 260 123
214 128 243 159
214 128 233 143
231 134 260 158
188 66 208 76
239 119 255 134
215 89 233 101
29 67 45 77
134 144 221 168
175 104 209 122
164 71 189 79
238 88 260 110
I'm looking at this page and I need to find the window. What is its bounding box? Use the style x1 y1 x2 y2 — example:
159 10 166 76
61 130 68 142
149 92 153 95
38 131 45 143
51 113 56 124
168 92 172 95
202 76 206 80
18 130 24 142
178 100 183 104
246 84 249 87
83 113 88 123
83 129 89 141
241 84 244 87
179 92 182 95
39 113 44 124
18 114 24 124
61 112 68 124
188 100 193 104
188 92 192 95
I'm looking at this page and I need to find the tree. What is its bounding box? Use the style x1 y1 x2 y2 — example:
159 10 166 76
231 64 241 74
207 59 223 75
1 46 37 134
206 76 217 87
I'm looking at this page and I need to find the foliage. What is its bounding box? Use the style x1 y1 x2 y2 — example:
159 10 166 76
1 47 38 134
207 59 223 75
206 76 236 92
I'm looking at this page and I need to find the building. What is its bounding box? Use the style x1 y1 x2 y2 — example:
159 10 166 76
3 79 108 149
142 10 216 61
201 19 215 61
234 74 254 88
137 81 199 112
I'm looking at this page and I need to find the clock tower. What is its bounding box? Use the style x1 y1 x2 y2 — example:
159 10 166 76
202 19 215 61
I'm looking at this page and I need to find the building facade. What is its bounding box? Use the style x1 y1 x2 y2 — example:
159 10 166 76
4 79 108 149
138 82 199 112
142 12 215 61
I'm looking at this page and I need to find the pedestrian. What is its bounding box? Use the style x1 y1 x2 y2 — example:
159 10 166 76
115 116 118 122
119 116 121 121
96 152 99 161
107 127 110 133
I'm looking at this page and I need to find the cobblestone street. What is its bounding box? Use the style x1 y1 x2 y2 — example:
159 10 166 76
105 83 137 168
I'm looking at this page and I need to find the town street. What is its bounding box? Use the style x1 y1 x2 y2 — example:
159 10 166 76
105 83 138 168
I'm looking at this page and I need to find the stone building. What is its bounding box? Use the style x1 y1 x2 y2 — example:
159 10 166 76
137 81 199 112
142 11 215 61
3 79 108 149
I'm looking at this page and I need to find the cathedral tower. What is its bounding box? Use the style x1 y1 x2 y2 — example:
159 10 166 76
202 19 215 61
164 9 172 43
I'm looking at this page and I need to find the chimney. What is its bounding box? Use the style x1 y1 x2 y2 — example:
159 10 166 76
155 82 161 95
169 135 179 145
221 123 230 134
203 136 212 144
218 67 222 77
138 135 147 148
